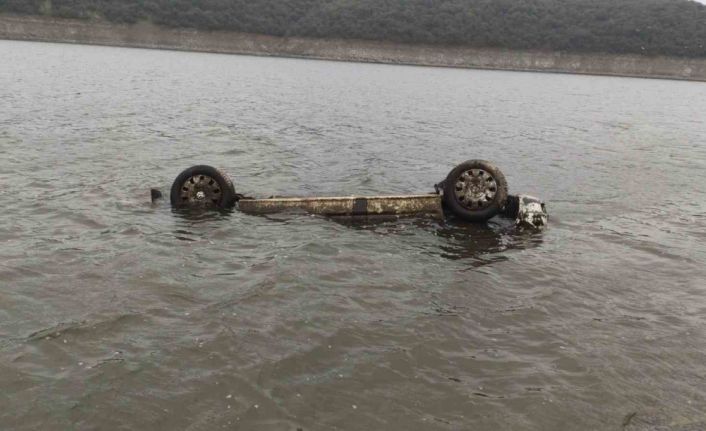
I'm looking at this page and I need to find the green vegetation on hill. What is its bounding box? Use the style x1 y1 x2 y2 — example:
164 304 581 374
2 0 705 57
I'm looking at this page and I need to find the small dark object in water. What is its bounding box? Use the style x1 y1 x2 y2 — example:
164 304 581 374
622 411 637 427
150 188 163 203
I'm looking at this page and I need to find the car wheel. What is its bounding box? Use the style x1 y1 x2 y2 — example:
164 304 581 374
169 165 237 209
442 160 508 222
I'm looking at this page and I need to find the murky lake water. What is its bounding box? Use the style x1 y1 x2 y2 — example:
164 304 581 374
1 40 706 430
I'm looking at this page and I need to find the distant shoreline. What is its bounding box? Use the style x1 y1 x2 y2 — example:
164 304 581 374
2 14 705 82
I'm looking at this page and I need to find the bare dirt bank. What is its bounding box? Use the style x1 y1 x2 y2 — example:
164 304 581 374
2 14 705 81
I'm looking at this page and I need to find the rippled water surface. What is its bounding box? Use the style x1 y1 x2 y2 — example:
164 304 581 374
1 40 706 430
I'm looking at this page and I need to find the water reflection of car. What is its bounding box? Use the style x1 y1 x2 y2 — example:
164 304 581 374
332 216 543 263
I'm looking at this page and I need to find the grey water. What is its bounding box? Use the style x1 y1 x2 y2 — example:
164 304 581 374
1 40 706 430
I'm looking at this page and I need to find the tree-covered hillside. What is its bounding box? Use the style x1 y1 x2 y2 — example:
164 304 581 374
1 0 705 57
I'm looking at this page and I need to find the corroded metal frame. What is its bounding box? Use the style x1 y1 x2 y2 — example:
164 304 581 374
237 194 444 219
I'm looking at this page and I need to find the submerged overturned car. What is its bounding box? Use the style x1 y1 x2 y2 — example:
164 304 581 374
155 160 547 229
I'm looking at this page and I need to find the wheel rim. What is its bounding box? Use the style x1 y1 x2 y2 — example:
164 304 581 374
179 175 222 206
454 169 498 209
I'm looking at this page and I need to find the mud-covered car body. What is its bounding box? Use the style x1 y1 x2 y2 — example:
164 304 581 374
156 160 547 229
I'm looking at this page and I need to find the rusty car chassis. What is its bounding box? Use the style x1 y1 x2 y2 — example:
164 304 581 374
152 160 547 229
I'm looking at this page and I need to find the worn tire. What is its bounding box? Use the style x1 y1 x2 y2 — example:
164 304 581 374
442 160 508 222
170 165 237 209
